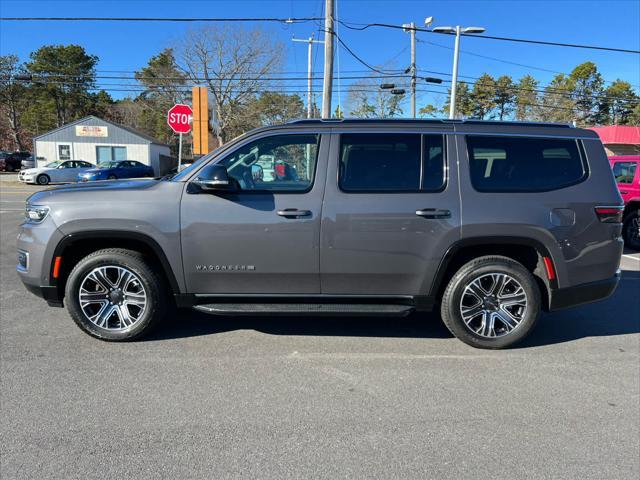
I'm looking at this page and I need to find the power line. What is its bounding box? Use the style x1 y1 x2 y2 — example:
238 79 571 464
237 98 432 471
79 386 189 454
0 16 321 23
336 20 640 54
417 38 640 88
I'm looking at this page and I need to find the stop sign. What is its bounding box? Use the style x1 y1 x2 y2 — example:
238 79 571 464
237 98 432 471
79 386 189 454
167 104 193 133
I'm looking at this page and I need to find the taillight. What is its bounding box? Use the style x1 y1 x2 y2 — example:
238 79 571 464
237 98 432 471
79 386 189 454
594 206 624 223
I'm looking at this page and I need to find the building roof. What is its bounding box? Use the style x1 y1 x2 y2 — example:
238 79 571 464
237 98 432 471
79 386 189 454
33 116 168 145
589 125 640 145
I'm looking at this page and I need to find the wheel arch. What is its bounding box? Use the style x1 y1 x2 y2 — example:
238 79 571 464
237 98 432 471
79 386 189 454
429 236 558 311
50 231 181 301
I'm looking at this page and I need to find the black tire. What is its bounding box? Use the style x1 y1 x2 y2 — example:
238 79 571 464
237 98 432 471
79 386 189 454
440 255 541 349
64 248 168 341
37 174 50 185
107 174 117 180
6 164 15 172
622 210 640 250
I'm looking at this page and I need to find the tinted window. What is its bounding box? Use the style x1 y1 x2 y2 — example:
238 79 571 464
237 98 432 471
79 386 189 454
467 136 586 192
612 162 637 184
218 134 319 192
339 134 444 192
422 135 446 191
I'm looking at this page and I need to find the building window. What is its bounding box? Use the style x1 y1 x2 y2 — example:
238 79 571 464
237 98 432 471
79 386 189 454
58 144 71 160
96 146 127 164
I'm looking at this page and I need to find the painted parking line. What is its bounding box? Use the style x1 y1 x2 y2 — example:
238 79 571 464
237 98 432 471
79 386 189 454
622 254 640 261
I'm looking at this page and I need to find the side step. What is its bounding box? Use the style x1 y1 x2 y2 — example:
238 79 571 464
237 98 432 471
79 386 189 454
193 303 414 317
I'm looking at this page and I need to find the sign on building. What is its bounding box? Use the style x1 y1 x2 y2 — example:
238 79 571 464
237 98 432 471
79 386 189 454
75 126 109 137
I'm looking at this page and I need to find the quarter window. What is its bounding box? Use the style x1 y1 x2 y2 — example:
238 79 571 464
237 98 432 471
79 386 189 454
339 133 445 192
218 134 319 192
612 162 637 184
467 136 586 192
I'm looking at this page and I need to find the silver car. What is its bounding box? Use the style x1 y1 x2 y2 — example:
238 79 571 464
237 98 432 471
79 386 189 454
19 160 95 185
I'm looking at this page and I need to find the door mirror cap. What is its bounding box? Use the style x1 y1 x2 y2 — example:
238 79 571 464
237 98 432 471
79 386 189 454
191 164 237 192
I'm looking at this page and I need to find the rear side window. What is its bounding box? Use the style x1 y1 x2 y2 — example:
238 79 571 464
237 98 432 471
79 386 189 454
466 136 586 192
339 133 445 192
612 162 637 184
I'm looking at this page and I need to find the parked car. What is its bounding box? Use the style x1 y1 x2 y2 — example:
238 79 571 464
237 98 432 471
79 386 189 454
0 157 6 172
4 151 31 172
609 155 640 250
20 155 37 170
17 119 623 349
77 160 154 182
19 160 95 185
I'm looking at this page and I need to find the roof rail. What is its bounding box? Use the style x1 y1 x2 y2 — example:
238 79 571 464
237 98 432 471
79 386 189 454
286 118 574 128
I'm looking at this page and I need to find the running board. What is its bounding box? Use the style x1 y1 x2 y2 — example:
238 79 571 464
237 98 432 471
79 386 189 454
193 303 415 317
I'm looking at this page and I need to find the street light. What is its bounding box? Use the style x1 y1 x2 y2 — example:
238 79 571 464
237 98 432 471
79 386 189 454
432 25 486 119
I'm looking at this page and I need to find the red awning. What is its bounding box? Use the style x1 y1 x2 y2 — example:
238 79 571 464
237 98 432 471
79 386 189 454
589 126 640 145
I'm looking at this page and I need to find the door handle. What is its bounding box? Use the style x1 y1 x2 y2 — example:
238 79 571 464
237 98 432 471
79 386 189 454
416 208 451 219
277 208 312 218
620 191 628 195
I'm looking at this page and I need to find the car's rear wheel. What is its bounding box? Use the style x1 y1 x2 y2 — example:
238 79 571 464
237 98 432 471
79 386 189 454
107 174 117 180
440 255 541 349
64 248 168 341
37 174 50 185
623 210 640 250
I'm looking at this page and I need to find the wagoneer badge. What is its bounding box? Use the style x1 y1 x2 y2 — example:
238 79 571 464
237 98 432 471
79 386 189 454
196 265 256 272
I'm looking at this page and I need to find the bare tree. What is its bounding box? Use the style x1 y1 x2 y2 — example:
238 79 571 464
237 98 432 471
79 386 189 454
346 77 404 118
0 55 28 150
177 25 284 144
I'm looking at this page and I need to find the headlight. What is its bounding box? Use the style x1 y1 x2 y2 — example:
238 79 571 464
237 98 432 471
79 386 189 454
25 205 50 223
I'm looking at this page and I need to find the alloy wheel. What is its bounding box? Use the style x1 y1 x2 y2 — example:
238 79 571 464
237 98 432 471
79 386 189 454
459 273 528 338
78 265 147 331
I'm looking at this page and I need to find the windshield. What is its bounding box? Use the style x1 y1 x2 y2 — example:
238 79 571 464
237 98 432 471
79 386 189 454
99 162 120 169
45 161 61 168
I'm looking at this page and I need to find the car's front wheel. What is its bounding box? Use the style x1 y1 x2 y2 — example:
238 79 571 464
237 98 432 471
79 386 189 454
623 209 640 250
440 255 541 349
64 248 168 341
37 174 50 185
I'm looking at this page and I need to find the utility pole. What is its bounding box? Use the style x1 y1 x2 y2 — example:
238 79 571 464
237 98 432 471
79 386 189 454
322 0 335 118
292 35 324 118
408 22 417 118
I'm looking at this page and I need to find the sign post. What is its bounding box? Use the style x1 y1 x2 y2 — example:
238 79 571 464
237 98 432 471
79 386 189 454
167 104 193 171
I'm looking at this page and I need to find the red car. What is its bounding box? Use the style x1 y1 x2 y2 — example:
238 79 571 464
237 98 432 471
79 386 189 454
610 155 640 249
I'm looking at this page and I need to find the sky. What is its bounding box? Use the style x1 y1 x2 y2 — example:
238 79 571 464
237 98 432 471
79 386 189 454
1 0 639 115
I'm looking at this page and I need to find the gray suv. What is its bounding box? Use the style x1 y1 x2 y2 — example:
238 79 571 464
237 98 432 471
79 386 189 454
17 119 624 348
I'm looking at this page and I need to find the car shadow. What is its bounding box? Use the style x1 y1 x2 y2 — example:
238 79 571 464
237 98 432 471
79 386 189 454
145 270 640 347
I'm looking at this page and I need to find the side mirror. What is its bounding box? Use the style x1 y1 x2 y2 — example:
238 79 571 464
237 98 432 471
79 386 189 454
191 164 237 192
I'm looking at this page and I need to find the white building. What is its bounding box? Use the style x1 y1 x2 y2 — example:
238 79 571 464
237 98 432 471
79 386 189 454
33 116 173 174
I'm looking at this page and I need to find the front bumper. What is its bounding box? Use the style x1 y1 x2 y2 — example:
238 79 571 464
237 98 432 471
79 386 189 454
548 271 620 311
16 220 66 307
19 173 35 183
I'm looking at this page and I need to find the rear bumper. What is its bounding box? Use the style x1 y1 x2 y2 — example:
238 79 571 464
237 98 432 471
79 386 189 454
549 271 620 311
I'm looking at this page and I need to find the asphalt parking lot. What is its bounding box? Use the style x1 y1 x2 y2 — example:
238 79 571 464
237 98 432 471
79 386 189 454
1 178 639 479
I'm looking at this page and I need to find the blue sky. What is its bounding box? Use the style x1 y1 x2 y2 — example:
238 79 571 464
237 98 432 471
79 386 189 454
1 0 639 114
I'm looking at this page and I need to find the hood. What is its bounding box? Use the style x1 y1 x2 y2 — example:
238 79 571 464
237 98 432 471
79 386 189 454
81 167 109 174
27 178 161 204
21 167 47 175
